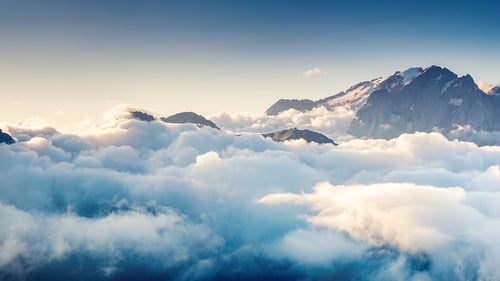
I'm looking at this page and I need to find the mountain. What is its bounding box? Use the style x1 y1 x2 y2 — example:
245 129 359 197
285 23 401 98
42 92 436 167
349 66 500 139
128 110 219 130
266 65 500 140
161 112 219 129
265 67 424 115
0 129 15 144
265 99 316 115
130 111 155 122
262 128 336 145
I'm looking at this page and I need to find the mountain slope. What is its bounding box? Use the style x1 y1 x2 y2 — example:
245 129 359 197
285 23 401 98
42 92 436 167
266 65 500 141
262 128 336 145
130 111 155 122
265 99 316 115
348 66 500 139
265 67 424 115
161 112 219 129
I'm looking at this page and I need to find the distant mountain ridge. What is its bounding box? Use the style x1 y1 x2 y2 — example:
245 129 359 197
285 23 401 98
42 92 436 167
265 99 316 115
262 128 336 145
266 65 500 140
161 112 219 129
129 110 220 130
349 66 500 139
265 68 424 116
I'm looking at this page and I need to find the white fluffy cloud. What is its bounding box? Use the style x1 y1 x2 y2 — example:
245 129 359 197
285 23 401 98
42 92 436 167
1 106 500 280
210 105 355 141
303 67 324 77
260 181 500 280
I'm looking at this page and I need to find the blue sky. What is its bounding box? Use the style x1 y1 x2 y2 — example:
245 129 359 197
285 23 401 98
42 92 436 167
1 0 499 129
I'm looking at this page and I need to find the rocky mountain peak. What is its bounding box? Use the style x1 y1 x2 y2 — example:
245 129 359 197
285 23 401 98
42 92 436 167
130 111 156 122
161 112 219 130
262 128 336 145
349 66 500 139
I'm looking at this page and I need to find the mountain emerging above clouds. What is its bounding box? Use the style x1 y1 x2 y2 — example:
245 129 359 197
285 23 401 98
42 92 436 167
161 112 220 129
266 65 500 140
262 128 337 145
128 110 220 130
266 67 424 116
265 99 316 115
130 111 156 122
349 66 500 139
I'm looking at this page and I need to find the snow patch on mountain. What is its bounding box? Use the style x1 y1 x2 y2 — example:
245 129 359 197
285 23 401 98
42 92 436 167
401 67 423 85
448 98 463 106
441 79 455 94
323 67 423 111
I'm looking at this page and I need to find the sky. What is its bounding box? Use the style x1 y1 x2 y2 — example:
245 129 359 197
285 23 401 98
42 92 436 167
1 0 499 130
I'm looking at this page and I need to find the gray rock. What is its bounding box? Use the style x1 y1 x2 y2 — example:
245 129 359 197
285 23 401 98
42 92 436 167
265 67 425 115
161 112 219 129
348 66 500 139
265 99 316 115
130 111 156 122
262 128 336 145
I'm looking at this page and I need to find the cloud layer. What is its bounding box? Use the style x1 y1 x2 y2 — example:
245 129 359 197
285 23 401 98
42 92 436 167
1 107 500 280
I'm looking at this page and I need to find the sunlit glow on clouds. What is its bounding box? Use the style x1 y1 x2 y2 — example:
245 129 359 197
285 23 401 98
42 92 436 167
1 105 500 280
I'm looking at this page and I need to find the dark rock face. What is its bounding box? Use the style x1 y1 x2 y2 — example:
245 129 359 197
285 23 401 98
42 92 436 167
262 128 336 145
348 66 500 139
161 112 219 129
130 111 156 122
0 129 15 144
265 99 316 115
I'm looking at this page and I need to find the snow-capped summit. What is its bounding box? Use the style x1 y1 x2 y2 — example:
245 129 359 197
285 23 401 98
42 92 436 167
399 67 424 85
349 66 500 139
266 65 500 141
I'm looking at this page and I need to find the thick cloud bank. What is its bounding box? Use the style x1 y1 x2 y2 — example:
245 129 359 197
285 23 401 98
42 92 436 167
211 105 355 141
1 107 500 280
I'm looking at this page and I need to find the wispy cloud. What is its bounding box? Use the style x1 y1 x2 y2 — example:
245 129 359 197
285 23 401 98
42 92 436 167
302 67 324 77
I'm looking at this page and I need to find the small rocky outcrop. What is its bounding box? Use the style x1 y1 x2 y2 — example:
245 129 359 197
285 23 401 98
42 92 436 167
161 112 219 129
262 128 336 145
